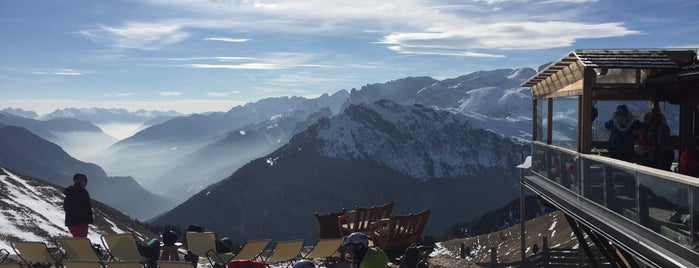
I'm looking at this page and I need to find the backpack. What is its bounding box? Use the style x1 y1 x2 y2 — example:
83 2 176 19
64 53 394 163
162 230 178 246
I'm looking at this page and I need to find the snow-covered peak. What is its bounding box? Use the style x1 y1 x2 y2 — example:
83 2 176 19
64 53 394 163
309 100 526 180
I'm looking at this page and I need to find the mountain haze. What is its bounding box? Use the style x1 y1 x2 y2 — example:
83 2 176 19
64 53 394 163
0 125 173 219
152 100 527 242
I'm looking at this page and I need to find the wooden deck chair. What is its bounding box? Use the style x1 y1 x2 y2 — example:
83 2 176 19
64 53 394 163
11 241 64 268
370 209 430 260
101 233 147 262
104 261 145 268
338 202 393 235
0 263 22 268
63 260 105 268
302 238 343 260
56 237 107 262
261 240 303 267
184 232 234 266
314 209 346 239
156 261 195 268
230 239 271 261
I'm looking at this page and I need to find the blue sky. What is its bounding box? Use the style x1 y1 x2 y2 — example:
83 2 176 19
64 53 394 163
1 0 698 115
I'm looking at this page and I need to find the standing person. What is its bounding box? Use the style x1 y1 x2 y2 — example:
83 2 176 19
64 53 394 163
604 104 641 161
652 110 674 171
341 232 388 268
63 173 93 237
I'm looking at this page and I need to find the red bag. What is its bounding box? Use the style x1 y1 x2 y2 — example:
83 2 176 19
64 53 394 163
227 260 265 268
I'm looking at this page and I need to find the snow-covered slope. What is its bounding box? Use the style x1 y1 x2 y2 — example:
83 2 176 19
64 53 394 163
0 167 155 250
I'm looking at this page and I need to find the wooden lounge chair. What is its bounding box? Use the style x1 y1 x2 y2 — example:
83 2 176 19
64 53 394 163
230 239 271 261
11 241 64 268
56 238 108 262
101 233 147 262
261 240 304 267
184 232 234 266
302 238 343 261
314 209 347 239
63 260 105 268
370 209 430 260
338 202 393 235
105 262 146 268
156 261 195 268
0 263 22 268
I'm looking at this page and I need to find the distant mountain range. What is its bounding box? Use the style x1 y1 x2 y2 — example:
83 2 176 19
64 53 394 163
1 67 540 231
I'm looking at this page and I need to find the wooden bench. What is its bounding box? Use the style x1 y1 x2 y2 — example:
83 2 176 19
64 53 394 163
338 202 393 235
370 209 430 260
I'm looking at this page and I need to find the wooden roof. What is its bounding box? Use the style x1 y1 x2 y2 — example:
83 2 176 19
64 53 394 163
522 49 698 99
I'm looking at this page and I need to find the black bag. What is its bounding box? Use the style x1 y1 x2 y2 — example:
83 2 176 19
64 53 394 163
162 230 178 246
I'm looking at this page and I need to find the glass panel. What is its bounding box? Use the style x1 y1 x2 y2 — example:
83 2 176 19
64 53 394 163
638 174 692 247
551 97 578 150
582 158 606 206
692 186 699 251
594 68 648 84
593 100 649 160
532 143 548 177
537 99 548 142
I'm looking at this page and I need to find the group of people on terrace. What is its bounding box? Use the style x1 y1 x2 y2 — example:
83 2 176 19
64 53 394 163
604 104 699 176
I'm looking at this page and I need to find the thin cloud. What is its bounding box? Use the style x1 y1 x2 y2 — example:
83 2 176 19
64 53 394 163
104 92 134 97
79 22 189 51
160 91 182 96
167 56 255 61
207 91 241 97
204 37 249 43
32 69 85 76
189 63 284 70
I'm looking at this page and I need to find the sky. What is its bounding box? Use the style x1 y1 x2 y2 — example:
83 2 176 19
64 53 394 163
1 0 698 115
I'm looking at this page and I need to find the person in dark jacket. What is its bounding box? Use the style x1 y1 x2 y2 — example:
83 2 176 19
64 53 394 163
604 104 641 161
63 173 93 237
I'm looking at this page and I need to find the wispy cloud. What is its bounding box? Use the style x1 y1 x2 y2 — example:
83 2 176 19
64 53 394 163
32 69 85 76
160 91 182 96
104 92 134 97
189 63 284 70
79 22 189 50
204 37 249 43
207 91 241 97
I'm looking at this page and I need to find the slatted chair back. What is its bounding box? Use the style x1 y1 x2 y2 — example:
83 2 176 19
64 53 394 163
262 240 304 266
314 209 347 239
101 233 146 262
339 202 394 235
303 238 343 260
11 241 63 268
231 239 271 261
56 238 104 262
368 202 394 225
371 209 430 260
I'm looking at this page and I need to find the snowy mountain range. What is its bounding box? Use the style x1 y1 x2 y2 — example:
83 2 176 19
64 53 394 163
1 67 541 242
152 99 528 242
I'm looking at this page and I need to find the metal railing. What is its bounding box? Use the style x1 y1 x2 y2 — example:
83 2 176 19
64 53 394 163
531 142 698 253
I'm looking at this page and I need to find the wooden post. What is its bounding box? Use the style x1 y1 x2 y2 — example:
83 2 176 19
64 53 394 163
461 242 466 259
